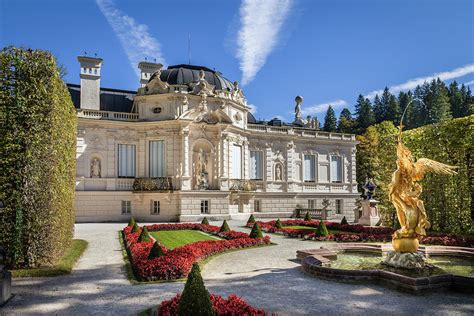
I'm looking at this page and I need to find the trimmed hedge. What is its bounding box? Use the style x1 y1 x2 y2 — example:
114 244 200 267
177 263 215 316
249 223 263 238
219 220 230 233
0 47 77 268
201 217 209 225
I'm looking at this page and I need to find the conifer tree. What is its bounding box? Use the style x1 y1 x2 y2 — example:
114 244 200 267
201 217 210 225
323 105 337 132
219 220 230 232
132 222 140 233
354 95 375 133
315 220 329 237
304 211 312 221
148 241 164 259
249 223 263 238
387 94 400 125
337 108 355 133
275 218 283 229
379 87 392 122
373 94 384 124
340 216 348 225
426 79 451 124
247 214 256 225
128 217 136 227
177 263 215 316
138 226 152 242
398 91 414 129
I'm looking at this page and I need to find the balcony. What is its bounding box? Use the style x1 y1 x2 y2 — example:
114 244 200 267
229 179 257 192
77 109 139 121
132 177 174 192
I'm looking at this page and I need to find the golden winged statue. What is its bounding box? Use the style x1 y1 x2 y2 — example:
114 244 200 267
388 121 457 252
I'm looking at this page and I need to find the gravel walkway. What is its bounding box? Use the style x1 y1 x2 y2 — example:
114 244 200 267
2 220 473 316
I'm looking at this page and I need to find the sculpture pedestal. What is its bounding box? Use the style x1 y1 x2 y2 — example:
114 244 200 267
383 251 426 269
358 199 380 226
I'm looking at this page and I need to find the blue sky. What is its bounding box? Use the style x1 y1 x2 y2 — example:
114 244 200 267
1 0 473 122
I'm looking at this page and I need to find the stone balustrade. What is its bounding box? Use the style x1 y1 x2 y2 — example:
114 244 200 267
77 109 139 121
229 179 257 192
132 177 174 192
247 124 356 141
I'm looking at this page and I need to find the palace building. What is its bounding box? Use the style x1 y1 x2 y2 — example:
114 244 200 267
69 56 359 222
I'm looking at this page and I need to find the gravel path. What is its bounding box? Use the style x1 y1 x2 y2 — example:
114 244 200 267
2 220 473 316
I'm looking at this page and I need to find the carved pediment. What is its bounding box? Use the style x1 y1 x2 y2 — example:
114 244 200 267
179 96 232 125
190 69 215 96
143 67 170 95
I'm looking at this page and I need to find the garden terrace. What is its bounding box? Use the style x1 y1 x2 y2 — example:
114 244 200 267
122 223 271 281
247 220 474 247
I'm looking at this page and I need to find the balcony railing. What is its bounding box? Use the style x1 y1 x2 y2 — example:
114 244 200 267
132 177 173 192
77 109 139 121
247 124 356 141
229 179 257 192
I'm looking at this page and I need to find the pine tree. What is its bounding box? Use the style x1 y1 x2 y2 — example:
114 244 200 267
373 94 384 124
425 79 451 124
128 217 136 227
354 95 375 133
398 91 414 129
148 241 165 259
340 216 348 225
249 223 263 238
323 105 337 132
387 94 400 125
379 87 392 122
337 108 355 133
315 221 329 237
201 217 210 225
219 220 230 232
304 211 312 221
177 263 215 316
275 218 283 229
132 222 140 233
138 226 152 242
246 214 256 225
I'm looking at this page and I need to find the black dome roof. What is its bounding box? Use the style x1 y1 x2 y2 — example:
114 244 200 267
157 64 235 91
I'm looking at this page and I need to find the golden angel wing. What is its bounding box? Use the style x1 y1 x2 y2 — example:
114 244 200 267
413 158 458 180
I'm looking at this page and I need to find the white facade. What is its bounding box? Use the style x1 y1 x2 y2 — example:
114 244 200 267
73 58 359 222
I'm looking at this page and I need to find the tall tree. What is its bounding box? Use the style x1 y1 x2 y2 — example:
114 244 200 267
323 105 337 132
354 94 374 133
458 84 474 117
337 108 355 133
373 94 384 124
425 79 451 124
379 87 392 122
398 91 414 129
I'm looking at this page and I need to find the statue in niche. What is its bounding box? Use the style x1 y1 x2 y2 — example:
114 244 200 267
275 164 283 181
194 149 209 190
90 157 101 178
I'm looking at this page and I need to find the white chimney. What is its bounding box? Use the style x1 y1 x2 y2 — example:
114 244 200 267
138 61 162 87
78 56 103 110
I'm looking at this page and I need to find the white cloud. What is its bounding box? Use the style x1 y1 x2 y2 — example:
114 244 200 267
247 103 257 114
236 0 293 85
96 0 166 77
301 99 348 117
364 64 474 99
464 80 474 86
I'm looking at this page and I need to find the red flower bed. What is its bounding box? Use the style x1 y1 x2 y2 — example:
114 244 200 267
248 220 474 247
123 224 271 281
158 293 273 316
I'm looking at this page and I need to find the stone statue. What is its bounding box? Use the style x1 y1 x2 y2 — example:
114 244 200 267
388 121 457 253
194 149 209 190
294 95 303 120
90 158 101 178
275 164 282 181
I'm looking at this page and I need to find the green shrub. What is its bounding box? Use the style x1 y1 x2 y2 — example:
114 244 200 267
219 220 230 233
247 214 256 225
148 241 164 259
249 223 263 238
177 263 215 316
340 216 348 225
315 221 329 237
132 222 140 233
201 217 210 225
304 212 312 221
0 47 77 268
138 226 151 242
128 217 136 227
275 219 283 229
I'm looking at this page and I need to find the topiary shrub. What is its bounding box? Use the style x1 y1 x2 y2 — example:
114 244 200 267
201 217 210 225
148 241 164 259
138 226 152 242
0 47 77 268
128 217 136 227
247 214 256 225
249 223 263 238
304 212 312 221
275 219 283 229
340 216 348 225
315 221 329 237
132 222 140 233
219 220 230 233
177 263 215 316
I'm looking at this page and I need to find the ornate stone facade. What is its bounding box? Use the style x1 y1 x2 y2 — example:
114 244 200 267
72 58 359 222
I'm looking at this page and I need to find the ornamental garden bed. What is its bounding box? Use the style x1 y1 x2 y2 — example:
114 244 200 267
245 218 474 248
122 219 271 282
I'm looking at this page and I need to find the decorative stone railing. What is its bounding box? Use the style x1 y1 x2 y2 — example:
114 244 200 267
229 179 257 192
77 109 139 121
116 178 134 191
132 177 174 192
295 209 329 220
247 124 356 141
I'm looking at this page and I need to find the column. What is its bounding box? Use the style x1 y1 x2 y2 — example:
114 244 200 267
181 127 191 190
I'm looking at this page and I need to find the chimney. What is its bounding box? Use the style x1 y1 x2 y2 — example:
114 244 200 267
138 61 162 87
78 55 103 110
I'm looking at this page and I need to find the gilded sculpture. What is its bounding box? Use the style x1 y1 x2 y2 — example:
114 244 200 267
388 122 457 253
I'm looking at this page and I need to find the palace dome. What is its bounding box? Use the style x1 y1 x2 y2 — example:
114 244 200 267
155 64 236 91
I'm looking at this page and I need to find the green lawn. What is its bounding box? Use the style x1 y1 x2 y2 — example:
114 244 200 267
10 239 88 278
150 230 221 249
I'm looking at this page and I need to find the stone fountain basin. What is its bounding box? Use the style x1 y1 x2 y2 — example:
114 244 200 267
297 243 474 294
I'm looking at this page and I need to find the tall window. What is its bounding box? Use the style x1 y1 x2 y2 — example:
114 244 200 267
121 200 131 214
331 156 342 183
232 145 242 179
118 144 136 177
201 200 210 214
308 199 316 209
304 155 316 182
149 140 165 177
151 200 160 215
336 199 342 214
254 200 261 212
249 151 263 180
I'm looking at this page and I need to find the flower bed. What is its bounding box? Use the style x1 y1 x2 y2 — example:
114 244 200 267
123 223 271 281
158 293 272 316
247 220 474 247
